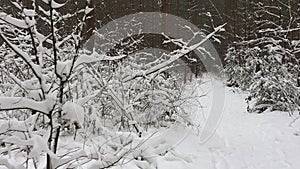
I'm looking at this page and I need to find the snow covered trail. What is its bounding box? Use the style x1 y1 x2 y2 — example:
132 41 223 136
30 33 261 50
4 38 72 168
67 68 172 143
103 78 300 169
106 78 300 169
123 80 299 169
161 80 300 169
212 87 300 169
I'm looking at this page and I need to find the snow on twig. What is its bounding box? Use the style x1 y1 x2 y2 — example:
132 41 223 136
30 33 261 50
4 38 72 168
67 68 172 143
0 12 33 29
74 51 126 68
0 96 53 114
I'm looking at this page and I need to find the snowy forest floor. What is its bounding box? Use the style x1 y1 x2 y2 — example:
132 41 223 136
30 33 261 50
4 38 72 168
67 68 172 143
104 77 300 169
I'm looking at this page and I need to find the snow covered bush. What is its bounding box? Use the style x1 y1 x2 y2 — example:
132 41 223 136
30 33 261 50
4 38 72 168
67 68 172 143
225 0 300 113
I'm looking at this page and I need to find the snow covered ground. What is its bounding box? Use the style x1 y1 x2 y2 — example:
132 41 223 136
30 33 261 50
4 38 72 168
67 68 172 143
1 78 299 169
106 78 300 169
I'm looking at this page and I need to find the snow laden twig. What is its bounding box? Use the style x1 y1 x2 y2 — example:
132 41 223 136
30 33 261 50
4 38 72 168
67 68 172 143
0 96 52 114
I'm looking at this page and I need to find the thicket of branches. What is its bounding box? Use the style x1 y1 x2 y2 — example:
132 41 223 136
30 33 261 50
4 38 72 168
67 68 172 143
225 0 300 113
0 0 224 168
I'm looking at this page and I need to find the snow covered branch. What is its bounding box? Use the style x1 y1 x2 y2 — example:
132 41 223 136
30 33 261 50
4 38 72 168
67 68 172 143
0 96 53 114
74 51 126 68
0 12 34 29
122 24 226 82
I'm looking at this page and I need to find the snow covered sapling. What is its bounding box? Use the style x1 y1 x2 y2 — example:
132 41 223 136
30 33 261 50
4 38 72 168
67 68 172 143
0 0 101 168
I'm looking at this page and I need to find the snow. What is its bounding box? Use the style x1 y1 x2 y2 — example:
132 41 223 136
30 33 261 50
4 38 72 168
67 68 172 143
85 7 94 15
0 157 25 169
62 101 85 125
56 60 72 80
51 0 66 9
3 132 54 159
38 6 50 17
0 13 32 29
1 78 299 169
23 9 36 17
122 24 226 83
74 51 126 68
11 2 22 10
0 96 52 114
41 0 65 9
155 79 300 169
0 33 42 78
98 77 300 169
212 96 300 169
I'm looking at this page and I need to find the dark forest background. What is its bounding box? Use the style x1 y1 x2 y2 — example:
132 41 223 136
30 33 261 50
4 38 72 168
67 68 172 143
2 0 299 62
